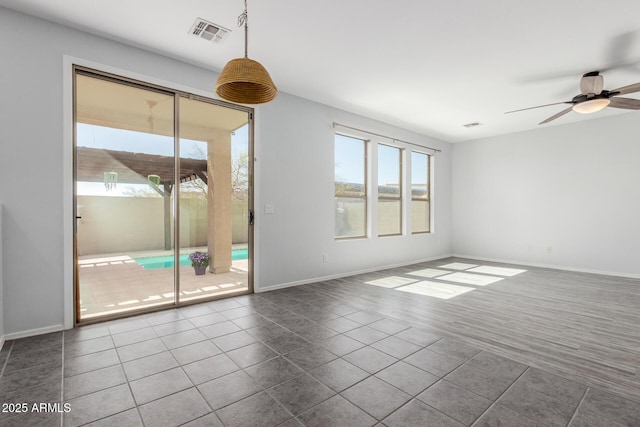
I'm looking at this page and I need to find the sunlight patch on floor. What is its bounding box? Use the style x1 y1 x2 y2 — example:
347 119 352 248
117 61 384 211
467 265 527 276
439 272 503 286
439 262 479 270
365 276 417 288
396 281 475 299
407 268 449 278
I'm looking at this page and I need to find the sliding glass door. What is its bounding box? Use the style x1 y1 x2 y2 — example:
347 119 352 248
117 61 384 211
74 69 252 322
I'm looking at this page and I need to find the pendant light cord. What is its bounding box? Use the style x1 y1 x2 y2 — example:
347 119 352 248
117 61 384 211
238 0 248 58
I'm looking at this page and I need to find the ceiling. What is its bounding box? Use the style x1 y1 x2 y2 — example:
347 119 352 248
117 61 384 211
2 0 640 142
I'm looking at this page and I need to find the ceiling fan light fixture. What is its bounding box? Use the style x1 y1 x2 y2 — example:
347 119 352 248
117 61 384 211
572 98 610 114
215 0 277 104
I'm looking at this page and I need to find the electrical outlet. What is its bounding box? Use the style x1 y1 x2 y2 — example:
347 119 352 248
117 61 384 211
546 246 552 253
322 253 328 262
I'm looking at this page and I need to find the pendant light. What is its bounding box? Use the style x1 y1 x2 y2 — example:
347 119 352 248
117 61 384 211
215 0 277 104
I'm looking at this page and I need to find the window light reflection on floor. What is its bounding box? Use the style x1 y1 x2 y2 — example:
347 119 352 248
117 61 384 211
467 265 527 277
438 272 504 286
365 276 418 288
396 281 475 299
407 268 449 278
438 262 479 270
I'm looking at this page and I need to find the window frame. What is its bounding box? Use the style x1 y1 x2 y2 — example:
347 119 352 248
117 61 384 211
410 150 431 234
377 143 403 237
334 133 368 240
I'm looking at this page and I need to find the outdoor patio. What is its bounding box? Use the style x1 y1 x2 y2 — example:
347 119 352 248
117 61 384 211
78 247 249 320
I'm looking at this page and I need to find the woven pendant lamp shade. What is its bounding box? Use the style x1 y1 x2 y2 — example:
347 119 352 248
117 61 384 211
215 57 277 104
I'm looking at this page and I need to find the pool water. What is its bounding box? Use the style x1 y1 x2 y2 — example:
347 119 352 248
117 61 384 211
134 249 248 270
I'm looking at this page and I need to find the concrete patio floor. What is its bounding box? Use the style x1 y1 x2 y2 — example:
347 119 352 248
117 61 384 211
78 249 249 320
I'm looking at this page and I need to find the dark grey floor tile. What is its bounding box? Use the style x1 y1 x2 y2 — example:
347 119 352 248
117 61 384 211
138 387 211 427
394 328 442 347
178 304 214 318
579 387 640 426
244 356 303 389
371 336 422 359
116 337 167 363
212 330 257 352
322 317 362 333
160 328 208 350
170 340 222 365
3 346 62 373
498 382 577 427
343 347 397 374
342 376 411 420
64 348 120 378
277 418 304 427
208 299 244 312
284 344 337 371
83 408 143 427
143 309 185 327
231 314 267 329
0 380 61 422
368 318 410 335
181 413 225 427
327 304 360 317
226 341 278 368
1 411 61 427
246 323 291 341
298 395 376 427
106 318 150 335
417 380 492 425
344 311 385 325
182 353 240 385
445 363 517 401
515 368 587 406
381 399 464 427
569 408 626 427
344 326 389 345
375 361 439 396
64 325 110 343
0 362 62 395
199 320 242 339
187 312 228 328
220 306 255 320
152 319 195 337
293 324 339 342
426 337 481 360
309 358 370 392
64 364 126 400
65 336 115 359
315 334 366 356
12 332 62 352
404 348 465 377
111 327 158 347
264 332 310 355
467 351 527 380
269 374 335 415
198 370 262 410
474 403 539 427
216 391 291 427
122 351 178 381
130 367 193 405
63 384 135 427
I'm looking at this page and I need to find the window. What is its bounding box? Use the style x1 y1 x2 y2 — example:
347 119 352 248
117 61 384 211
378 144 402 236
335 134 367 238
411 151 430 233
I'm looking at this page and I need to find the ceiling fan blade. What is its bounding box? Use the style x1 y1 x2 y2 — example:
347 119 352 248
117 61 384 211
608 97 640 110
539 106 573 125
610 82 640 95
505 101 571 114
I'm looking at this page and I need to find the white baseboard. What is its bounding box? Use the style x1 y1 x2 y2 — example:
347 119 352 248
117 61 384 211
4 324 65 341
255 253 454 293
452 253 640 280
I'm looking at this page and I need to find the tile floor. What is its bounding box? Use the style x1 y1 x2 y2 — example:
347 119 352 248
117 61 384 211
1 273 640 426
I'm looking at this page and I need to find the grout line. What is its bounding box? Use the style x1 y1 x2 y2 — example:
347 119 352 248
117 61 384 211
566 387 590 427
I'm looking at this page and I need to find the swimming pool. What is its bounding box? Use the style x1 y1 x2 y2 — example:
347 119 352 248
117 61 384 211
134 249 248 270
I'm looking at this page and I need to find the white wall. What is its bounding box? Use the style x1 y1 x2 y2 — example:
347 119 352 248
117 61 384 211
0 7 452 337
452 112 640 277
0 202 4 347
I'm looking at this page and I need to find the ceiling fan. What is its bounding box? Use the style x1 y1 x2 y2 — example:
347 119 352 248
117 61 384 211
506 71 640 124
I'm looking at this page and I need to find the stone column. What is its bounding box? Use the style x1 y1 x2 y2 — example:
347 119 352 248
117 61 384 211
207 130 233 273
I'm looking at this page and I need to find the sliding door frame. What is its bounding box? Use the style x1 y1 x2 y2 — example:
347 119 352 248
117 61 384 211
72 65 254 325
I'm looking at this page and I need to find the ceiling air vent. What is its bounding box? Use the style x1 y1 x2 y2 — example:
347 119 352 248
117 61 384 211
189 18 231 43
